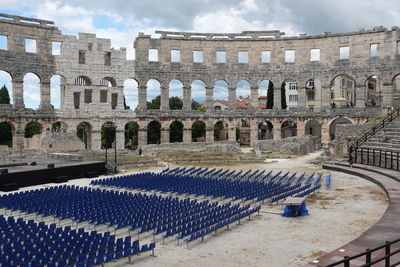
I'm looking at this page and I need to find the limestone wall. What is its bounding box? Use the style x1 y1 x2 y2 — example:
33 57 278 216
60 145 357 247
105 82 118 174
256 136 320 154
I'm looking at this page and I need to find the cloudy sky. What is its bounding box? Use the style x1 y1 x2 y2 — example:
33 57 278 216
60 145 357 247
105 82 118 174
1 0 399 108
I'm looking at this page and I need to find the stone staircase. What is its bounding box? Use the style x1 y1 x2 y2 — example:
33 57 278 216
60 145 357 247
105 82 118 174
360 119 400 153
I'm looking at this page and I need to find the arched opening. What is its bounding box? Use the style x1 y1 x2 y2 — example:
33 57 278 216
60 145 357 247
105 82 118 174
214 120 228 141
101 122 115 149
147 121 161 144
24 121 42 138
258 121 273 140
192 121 206 142
74 76 91 86
213 80 228 110
23 73 41 109
123 78 138 110
282 81 295 110
169 79 183 110
236 119 250 145
305 120 321 138
305 79 316 107
147 79 161 109
76 122 91 149
258 80 270 109
125 122 139 150
170 120 183 143
191 80 206 111
236 80 251 109
0 121 13 147
365 76 381 107
330 74 355 108
329 117 352 141
392 74 400 109
0 70 12 105
50 75 63 109
100 77 116 87
51 121 67 132
281 120 297 138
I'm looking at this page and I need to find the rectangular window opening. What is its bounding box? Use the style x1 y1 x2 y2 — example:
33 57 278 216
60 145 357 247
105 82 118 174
104 52 111 65
84 89 92 104
73 92 80 109
289 83 298 90
0 35 8 50
88 43 93 51
25 38 37 53
111 93 118 109
79 50 85 64
285 50 295 63
52 42 61 55
370 44 378 57
100 90 108 103
171 49 180 63
238 51 248 63
97 43 103 51
310 48 320 61
261 50 270 63
339 46 349 60
193 50 203 63
148 49 158 62
216 50 226 63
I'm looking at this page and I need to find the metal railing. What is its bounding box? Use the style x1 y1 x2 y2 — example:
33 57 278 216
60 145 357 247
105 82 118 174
354 148 400 171
324 238 400 267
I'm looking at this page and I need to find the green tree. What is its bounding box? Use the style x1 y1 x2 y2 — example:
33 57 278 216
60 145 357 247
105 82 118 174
77 123 90 149
281 82 287 110
191 100 201 110
24 122 42 138
170 121 183 142
266 81 274 109
0 85 10 104
214 121 225 141
123 96 130 110
192 121 206 142
147 95 161 109
0 122 12 147
169 96 183 110
147 121 161 144
197 105 207 112
125 122 139 149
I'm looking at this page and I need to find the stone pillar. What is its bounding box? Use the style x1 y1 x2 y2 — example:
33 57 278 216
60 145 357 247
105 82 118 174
160 86 169 111
297 121 306 136
273 123 281 140
228 87 236 110
40 81 52 109
91 130 102 150
14 118 25 150
205 86 213 111
137 85 147 111
273 84 281 110
250 86 258 109
321 80 331 110
12 80 24 108
160 127 169 144
115 130 125 150
183 86 191 111
228 125 236 142
249 123 258 147
320 121 330 144
297 85 306 110
138 128 147 147
183 128 192 143
206 127 214 142
355 83 365 108
381 82 393 108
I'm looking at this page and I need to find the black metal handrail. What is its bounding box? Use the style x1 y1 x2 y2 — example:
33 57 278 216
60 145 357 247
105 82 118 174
324 238 400 267
349 109 400 164
352 148 400 171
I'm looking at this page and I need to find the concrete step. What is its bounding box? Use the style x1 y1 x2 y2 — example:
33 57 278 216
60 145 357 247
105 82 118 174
363 141 400 147
367 138 400 144
359 145 400 153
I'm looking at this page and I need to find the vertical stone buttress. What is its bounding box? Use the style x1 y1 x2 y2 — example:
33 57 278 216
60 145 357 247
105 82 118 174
40 80 52 109
228 87 236 110
138 85 147 111
205 86 213 111
183 85 191 111
250 86 258 109
160 85 169 111
12 80 25 109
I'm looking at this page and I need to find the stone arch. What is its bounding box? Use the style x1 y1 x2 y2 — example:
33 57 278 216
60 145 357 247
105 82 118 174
24 121 42 138
328 117 353 141
76 122 91 149
365 75 381 107
0 121 14 148
147 120 161 144
236 80 251 109
74 76 91 86
236 118 250 144
214 120 228 141
125 121 139 150
0 70 13 104
391 73 400 108
192 120 206 142
281 120 297 138
169 79 183 110
51 121 68 132
23 72 41 109
305 119 321 138
101 121 115 149
258 80 271 109
100 77 117 87
191 80 206 111
330 74 356 108
170 120 183 143
258 120 274 140
213 80 229 110
147 79 161 109
123 78 138 110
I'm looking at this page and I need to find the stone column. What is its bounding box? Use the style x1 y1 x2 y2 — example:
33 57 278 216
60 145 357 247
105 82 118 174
273 84 281 110
249 123 258 147
297 84 306 110
40 81 52 109
206 127 214 142
228 125 236 142
355 83 365 108
320 121 330 144
138 128 147 147
115 130 125 150
273 123 281 140
250 86 258 109
228 87 236 110
12 80 24 108
183 128 192 143
137 85 147 112
381 82 393 108
91 130 102 150
160 127 170 144
297 121 306 136
321 80 331 110
183 86 191 111
205 86 213 111
14 118 25 150
160 86 169 111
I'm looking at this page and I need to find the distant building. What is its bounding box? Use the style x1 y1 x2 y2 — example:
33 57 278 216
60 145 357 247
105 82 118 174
213 96 267 110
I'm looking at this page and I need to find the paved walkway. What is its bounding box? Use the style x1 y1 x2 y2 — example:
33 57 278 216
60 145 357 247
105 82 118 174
305 162 400 267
